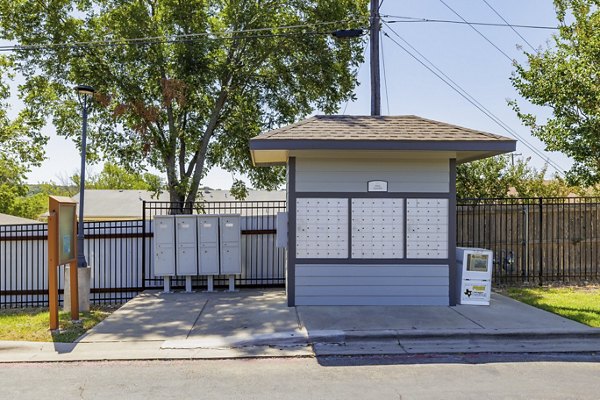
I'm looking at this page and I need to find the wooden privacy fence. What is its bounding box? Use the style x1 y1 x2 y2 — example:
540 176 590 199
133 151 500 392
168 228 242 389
457 197 600 284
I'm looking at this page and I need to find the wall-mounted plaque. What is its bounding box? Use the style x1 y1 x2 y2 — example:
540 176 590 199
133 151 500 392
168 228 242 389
367 180 388 192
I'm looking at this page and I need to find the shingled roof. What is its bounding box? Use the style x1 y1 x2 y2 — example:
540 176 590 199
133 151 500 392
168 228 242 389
250 115 516 165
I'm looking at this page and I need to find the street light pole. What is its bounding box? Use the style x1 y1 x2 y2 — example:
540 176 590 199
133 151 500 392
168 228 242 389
74 84 95 269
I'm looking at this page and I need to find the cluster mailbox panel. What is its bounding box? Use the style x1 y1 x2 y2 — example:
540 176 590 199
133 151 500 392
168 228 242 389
406 198 448 259
219 215 242 274
351 198 404 259
198 215 220 275
176 215 198 275
154 216 176 276
296 198 348 259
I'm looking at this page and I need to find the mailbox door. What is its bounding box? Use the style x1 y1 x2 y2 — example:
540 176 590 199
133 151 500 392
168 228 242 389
220 215 241 243
198 245 219 275
220 244 241 274
177 244 198 275
154 216 175 245
176 216 197 244
198 216 219 244
154 244 175 276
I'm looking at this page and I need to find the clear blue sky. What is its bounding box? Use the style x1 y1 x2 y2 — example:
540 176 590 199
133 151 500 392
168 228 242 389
26 0 567 188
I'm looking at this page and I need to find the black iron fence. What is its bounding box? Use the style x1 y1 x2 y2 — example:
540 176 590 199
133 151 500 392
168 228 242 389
2 197 599 308
142 200 287 290
457 197 600 284
0 220 146 308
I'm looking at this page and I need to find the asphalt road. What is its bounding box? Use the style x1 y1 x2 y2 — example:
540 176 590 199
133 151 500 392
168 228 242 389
3 354 600 399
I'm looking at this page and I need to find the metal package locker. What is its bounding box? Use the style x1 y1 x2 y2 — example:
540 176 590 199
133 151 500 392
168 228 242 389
198 215 220 274
219 215 242 274
176 215 198 292
456 247 493 305
153 215 176 292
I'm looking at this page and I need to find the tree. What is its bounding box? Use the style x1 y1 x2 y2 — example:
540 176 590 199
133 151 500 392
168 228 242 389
457 155 574 199
80 162 164 197
510 0 600 187
0 55 48 219
0 0 368 212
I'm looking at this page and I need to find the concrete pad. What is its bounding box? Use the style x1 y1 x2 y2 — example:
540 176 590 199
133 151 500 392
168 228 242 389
452 293 594 331
297 305 482 333
186 290 302 340
79 291 207 342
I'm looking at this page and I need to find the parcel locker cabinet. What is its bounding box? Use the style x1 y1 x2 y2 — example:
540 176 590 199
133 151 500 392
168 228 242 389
198 215 220 275
219 215 242 274
154 216 176 276
176 215 198 275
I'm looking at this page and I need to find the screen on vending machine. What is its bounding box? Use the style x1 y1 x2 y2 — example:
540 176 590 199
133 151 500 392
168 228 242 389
467 253 489 272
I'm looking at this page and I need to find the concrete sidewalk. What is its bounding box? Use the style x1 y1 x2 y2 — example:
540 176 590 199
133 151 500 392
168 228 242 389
1 289 600 362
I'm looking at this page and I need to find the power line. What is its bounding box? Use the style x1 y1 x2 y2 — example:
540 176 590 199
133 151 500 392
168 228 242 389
438 0 513 62
480 0 537 52
382 15 557 30
0 19 366 53
343 36 370 115
382 23 565 175
380 30 390 115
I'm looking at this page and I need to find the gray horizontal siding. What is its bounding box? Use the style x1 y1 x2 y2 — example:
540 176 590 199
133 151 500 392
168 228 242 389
295 276 448 286
295 264 449 306
295 296 448 306
295 158 449 193
295 264 448 277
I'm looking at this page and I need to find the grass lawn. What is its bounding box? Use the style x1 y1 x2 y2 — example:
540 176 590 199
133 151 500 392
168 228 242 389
0 305 119 343
504 286 600 327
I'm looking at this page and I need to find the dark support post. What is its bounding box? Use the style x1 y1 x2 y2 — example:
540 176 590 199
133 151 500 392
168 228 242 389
142 200 147 290
538 197 543 285
74 85 96 271
370 0 381 116
76 95 89 270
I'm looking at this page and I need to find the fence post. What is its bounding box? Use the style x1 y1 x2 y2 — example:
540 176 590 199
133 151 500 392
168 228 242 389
142 200 146 290
538 197 543 286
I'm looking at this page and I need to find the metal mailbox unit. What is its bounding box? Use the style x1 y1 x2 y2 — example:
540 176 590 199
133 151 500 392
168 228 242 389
220 214 242 291
176 215 198 292
198 215 220 291
153 215 176 292
152 213 243 293
456 247 493 305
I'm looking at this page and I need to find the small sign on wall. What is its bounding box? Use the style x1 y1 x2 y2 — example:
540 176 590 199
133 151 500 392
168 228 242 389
367 180 388 192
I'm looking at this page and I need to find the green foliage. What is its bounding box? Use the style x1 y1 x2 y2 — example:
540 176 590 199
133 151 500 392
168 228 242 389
457 155 574 198
0 0 368 209
229 179 249 200
0 306 118 342
510 0 600 186
84 163 164 194
506 286 600 327
0 54 48 219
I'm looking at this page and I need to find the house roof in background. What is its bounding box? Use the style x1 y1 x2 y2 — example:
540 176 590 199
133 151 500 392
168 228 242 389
0 213 42 225
70 189 286 220
250 115 516 165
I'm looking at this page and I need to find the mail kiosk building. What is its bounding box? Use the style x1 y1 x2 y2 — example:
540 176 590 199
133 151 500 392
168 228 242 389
250 115 516 306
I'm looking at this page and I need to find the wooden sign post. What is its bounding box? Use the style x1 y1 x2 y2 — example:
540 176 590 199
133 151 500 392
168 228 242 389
48 196 79 330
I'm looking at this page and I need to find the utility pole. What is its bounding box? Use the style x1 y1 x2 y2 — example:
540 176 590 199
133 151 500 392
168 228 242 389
510 152 523 167
370 0 381 116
